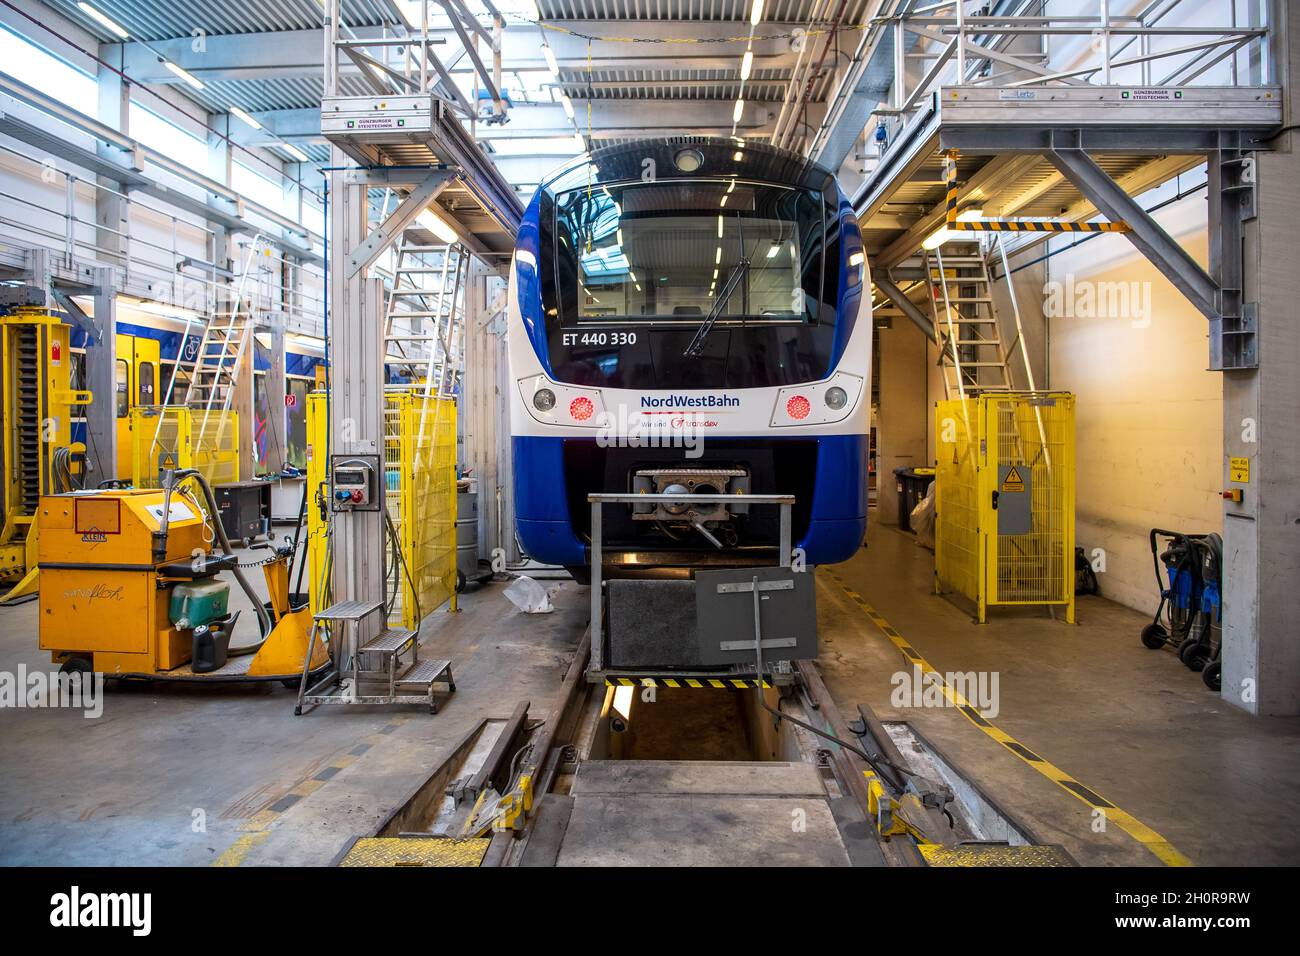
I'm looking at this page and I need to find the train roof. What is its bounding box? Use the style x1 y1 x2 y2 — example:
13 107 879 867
537 137 840 198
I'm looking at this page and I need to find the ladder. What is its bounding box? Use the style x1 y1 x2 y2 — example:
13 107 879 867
161 236 265 466
382 234 468 400
926 243 1013 398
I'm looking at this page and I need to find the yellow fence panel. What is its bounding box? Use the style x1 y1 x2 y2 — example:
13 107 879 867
305 392 330 615
987 394 1075 611
393 391 458 629
192 410 240 486
935 392 1075 623
308 389 457 629
934 397 981 611
130 407 239 488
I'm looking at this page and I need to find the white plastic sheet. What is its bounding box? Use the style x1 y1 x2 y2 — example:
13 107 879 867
503 575 554 614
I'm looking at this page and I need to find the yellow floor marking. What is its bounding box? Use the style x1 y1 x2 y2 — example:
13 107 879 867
822 567 1192 867
212 831 271 867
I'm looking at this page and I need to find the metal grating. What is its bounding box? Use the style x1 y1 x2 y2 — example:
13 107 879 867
46 0 401 43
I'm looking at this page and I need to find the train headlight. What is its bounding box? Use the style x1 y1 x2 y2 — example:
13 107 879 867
825 386 848 410
533 388 556 412
674 148 705 173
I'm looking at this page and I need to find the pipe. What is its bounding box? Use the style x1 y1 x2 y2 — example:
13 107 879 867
163 468 274 642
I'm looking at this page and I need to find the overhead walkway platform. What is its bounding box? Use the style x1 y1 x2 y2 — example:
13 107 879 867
858 84 1283 372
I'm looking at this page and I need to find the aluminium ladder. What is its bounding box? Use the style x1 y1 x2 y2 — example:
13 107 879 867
382 234 468 400
926 243 1015 399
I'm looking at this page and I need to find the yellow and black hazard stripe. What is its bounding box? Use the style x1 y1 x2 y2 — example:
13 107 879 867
941 151 1130 234
821 567 1192 868
604 676 771 689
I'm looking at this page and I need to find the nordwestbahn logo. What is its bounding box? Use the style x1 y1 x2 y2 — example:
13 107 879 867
640 393 740 409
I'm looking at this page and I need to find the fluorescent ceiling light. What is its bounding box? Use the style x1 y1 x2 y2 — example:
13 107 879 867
542 44 559 79
717 215 724 238
571 132 586 151
417 208 459 244
733 99 744 123
560 94 574 119
715 248 722 264
282 143 310 163
163 60 205 90
766 243 781 259
740 50 753 82
78 2 128 39
957 207 984 222
750 0 764 26
229 106 262 130
922 227 953 250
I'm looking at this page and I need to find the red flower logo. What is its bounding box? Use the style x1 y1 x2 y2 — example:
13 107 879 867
786 395 811 420
569 396 594 421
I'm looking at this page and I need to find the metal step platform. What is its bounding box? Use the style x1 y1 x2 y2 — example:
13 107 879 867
295 602 454 715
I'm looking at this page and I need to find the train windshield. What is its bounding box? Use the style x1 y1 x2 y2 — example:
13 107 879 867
554 180 823 326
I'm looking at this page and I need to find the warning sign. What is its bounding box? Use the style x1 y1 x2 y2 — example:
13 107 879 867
1000 466 1026 493
1230 457 1250 483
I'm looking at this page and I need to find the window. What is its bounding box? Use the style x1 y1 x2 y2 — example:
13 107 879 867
138 362 155 405
129 103 208 172
0 26 96 117
554 180 817 325
115 359 130 418
233 162 288 216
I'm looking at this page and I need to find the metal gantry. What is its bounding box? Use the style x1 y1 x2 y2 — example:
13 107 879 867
319 0 522 661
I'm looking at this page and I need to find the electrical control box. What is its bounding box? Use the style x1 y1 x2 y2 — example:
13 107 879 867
330 454 380 512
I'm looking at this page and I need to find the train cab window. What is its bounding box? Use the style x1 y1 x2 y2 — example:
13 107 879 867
138 361 155 406
115 359 129 418
554 179 822 326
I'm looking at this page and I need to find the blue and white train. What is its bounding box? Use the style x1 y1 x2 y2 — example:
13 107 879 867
508 138 870 578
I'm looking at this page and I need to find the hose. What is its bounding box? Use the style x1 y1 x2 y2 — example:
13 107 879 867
162 468 273 645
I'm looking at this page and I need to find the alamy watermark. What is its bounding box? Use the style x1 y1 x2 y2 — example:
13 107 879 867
1043 274 1153 328
891 665 1000 718
594 403 704 459
0 666 104 718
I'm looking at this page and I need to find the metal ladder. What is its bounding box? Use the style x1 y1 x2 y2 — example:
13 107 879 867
383 235 467 399
162 236 266 465
926 243 1014 398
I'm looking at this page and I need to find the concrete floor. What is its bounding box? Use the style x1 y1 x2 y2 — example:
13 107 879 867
818 520 1300 867
0 561 584 866
0 520 1296 866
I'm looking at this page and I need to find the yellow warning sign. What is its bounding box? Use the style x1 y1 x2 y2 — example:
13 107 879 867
1230 457 1250 483
1001 466 1026 493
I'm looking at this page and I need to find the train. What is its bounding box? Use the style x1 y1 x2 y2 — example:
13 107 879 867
67 311 327 478
508 137 870 578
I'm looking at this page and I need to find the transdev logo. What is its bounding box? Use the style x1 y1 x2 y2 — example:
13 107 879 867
640 394 740 410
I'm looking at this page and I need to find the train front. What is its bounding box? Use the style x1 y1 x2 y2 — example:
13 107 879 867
508 138 870 578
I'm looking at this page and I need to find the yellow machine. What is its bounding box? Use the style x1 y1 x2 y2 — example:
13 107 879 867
37 479 328 683
113 332 161 480
1 297 91 604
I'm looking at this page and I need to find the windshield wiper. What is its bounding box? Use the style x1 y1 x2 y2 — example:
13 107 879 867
683 256 749 358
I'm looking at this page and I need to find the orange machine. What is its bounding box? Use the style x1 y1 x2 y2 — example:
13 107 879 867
36 486 327 683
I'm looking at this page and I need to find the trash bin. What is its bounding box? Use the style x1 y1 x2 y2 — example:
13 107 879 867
893 467 935 532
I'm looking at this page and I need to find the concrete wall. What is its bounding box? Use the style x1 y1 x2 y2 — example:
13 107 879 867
1041 193 1223 615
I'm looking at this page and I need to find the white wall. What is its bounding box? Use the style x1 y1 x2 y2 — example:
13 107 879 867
1042 190 1223 615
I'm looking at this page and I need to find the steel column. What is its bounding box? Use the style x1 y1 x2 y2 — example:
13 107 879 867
329 151 388 634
